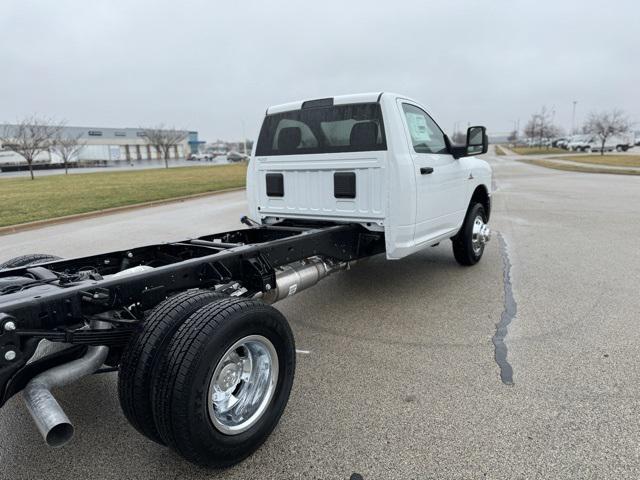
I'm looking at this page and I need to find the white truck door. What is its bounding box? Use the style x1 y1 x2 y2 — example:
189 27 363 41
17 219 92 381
397 101 469 245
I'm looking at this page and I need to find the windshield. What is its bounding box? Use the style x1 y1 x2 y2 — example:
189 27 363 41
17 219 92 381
255 103 386 156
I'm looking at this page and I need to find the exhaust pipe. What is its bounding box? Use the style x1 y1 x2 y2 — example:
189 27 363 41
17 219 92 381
262 256 351 304
23 321 109 447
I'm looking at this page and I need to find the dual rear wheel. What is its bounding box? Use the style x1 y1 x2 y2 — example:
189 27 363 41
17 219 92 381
118 291 295 467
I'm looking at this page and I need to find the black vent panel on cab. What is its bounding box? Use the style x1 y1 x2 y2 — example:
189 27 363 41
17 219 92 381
334 172 356 199
266 173 284 197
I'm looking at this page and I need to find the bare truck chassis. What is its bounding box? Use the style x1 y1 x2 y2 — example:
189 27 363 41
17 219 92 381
0 91 493 468
0 218 384 467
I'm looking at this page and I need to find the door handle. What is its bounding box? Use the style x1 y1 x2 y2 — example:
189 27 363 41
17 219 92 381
420 167 434 175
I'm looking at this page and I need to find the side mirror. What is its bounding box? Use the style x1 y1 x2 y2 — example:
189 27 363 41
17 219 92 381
466 126 488 156
447 126 489 159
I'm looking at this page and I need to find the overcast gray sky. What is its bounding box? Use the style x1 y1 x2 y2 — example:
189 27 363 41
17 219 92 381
1 0 638 141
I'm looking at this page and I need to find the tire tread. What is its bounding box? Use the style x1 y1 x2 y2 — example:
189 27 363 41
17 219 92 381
151 298 295 467
118 289 224 444
0 254 61 270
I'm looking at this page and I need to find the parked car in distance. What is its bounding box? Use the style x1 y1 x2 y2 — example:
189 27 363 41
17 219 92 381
525 137 552 147
587 138 615 153
612 134 635 152
552 137 570 148
226 150 249 162
567 134 634 153
588 134 634 153
567 134 591 152
188 152 211 161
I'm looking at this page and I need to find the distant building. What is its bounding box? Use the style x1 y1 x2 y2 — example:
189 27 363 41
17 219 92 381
188 131 205 155
0 125 197 165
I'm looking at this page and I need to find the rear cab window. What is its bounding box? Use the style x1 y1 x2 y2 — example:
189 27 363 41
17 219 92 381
256 103 386 156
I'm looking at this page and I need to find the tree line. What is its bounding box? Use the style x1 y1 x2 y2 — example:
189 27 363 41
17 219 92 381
0 116 187 179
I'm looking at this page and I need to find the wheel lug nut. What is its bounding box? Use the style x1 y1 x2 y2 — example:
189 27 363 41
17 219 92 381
4 350 16 361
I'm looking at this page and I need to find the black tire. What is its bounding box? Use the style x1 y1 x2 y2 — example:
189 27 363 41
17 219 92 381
118 289 225 445
0 254 61 270
151 298 295 467
452 203 488 266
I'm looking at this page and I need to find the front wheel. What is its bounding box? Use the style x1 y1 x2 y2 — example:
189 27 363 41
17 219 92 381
151 297 295 467
452 203 490 266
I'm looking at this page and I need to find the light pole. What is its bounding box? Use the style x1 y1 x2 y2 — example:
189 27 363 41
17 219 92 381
241 120 247 155
571 101 577 134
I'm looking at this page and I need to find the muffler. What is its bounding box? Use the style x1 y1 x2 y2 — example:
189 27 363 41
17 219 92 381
23 321 109 447
262 256 350 304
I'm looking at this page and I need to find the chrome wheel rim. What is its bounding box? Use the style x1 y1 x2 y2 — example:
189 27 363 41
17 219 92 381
471 215 490 255
207 335 279 435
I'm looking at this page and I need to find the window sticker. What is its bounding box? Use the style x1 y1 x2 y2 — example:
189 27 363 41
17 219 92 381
406 112 431 142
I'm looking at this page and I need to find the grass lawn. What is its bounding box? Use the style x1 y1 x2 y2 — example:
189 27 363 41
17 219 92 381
0 164 247 227
511 147 572 155
550 154 640 168
523 159 640 176
494 145 507 155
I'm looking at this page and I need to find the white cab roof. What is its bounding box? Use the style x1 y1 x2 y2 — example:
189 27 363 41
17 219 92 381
266 92 395 114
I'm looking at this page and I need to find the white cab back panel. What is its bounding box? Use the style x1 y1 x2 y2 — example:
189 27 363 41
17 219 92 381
253 152 386 224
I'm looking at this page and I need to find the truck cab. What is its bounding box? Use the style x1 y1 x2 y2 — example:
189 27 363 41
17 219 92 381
247 92 492 260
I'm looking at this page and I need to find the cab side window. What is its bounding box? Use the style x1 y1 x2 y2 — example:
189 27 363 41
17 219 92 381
402 103 447 154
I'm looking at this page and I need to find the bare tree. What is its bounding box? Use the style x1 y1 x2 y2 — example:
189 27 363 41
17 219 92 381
584 110 629 156
51 131 85 174
523 107 559 148
141 125 188 168
523 115 539 141
0 116 64 179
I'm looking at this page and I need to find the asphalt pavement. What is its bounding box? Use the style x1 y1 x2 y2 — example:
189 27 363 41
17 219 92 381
0 152 638 479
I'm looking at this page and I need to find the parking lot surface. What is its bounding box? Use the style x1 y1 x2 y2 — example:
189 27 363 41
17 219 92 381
0 153 639 479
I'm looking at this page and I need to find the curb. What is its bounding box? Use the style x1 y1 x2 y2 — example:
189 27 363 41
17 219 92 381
0 187 246 236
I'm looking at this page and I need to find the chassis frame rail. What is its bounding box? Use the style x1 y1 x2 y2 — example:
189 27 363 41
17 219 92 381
0 222 384 405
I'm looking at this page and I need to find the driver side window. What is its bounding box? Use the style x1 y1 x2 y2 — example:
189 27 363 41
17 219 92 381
402 103 447 154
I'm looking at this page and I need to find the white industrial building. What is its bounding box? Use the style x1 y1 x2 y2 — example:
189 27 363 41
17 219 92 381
0 125 199 165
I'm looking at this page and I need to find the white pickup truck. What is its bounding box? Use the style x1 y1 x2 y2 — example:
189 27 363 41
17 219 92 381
0 92 492 468
590 134 635 153
248 92 493 265
569 134 635 152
